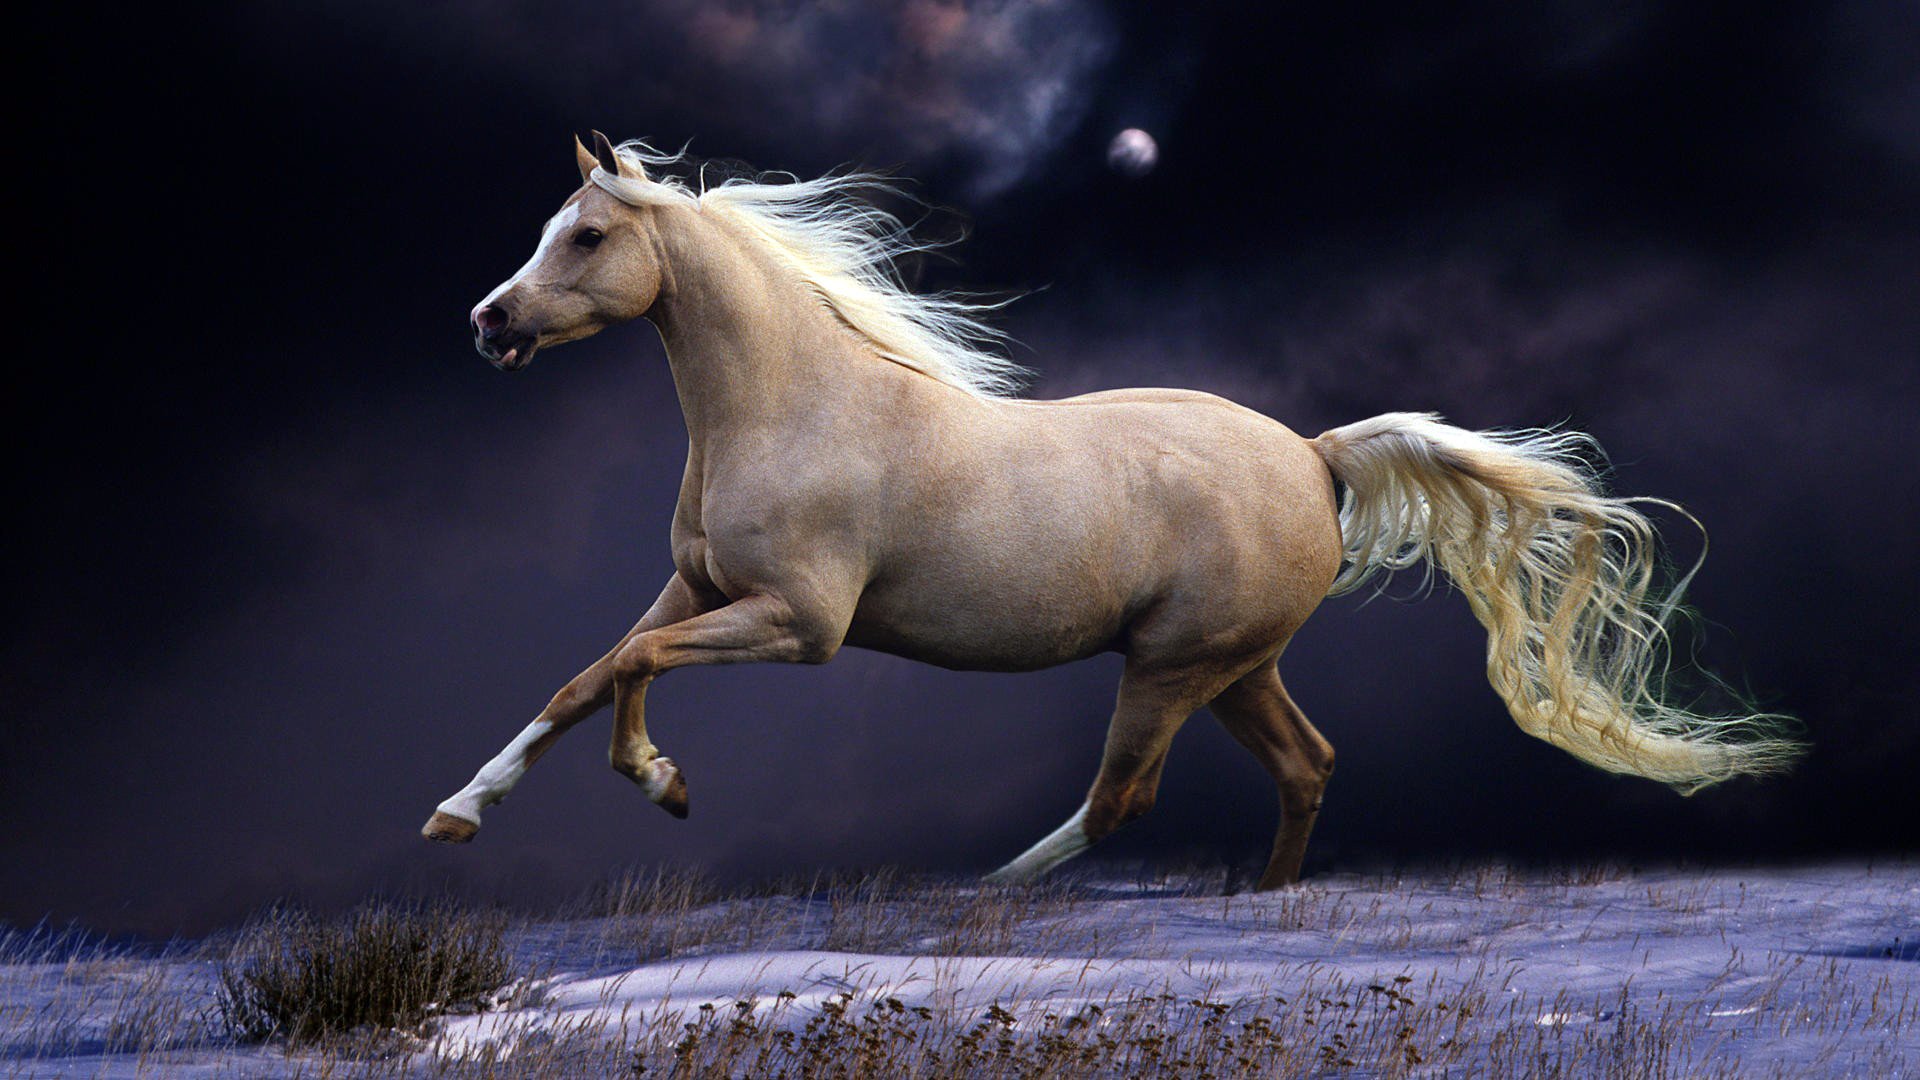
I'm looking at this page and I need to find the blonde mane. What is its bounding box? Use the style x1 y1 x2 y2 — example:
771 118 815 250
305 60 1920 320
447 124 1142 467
590 141 1028 398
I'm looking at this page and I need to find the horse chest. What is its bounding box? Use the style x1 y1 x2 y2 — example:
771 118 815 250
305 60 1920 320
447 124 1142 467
671 496 840 601
669 523 751 599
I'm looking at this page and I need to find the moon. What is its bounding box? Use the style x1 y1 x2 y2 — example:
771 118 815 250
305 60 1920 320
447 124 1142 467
1106 128 1159 177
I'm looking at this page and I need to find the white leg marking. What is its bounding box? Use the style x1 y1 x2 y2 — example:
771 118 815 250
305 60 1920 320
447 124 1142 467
633 756 678 803
436 719 553 825
985 804 1092 884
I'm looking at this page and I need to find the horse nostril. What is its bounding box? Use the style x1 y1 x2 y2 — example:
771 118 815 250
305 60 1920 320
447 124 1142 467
472 303 510 338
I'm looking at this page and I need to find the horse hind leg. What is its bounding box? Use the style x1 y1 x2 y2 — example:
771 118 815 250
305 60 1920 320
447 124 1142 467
986 662 1230 884
1209 663 1335 890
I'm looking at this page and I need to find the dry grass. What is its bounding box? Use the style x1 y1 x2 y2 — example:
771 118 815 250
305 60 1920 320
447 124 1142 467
214 901 527 1046
570 865 728 920
426 950 1915 1079
425 965 1766 1079
2 862 1914 1077
414 863 1914 1080
569 865 1089 964
816 867 1078 957
568 866 782 963
0 924 215 1064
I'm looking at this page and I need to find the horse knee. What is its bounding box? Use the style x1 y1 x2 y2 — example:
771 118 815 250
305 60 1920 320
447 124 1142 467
612 638 659 683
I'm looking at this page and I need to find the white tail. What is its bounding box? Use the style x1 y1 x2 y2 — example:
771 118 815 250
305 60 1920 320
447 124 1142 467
1313 412 1802 793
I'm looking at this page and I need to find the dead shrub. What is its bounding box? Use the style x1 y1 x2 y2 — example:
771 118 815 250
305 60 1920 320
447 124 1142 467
215 900 521 1045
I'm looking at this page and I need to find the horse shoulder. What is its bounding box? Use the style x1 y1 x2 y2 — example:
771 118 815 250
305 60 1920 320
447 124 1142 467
680 438 880 603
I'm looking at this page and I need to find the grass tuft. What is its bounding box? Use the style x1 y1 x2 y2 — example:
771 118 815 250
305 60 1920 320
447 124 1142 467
214 900 522 1045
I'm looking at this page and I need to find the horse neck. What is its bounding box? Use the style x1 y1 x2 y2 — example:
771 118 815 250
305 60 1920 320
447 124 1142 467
646 207 873 451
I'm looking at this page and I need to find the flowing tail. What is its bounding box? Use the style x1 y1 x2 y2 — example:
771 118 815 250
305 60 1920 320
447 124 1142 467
1312 412 1802 793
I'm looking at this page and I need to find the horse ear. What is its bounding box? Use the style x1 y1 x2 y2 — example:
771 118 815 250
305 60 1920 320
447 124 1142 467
591 130 627 178
574 134 600 184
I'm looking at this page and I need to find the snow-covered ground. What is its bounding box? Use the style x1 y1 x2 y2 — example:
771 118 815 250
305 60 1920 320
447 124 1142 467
4 862 1914 1077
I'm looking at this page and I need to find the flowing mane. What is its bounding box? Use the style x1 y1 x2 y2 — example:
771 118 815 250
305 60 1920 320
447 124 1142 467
590 141 1028 398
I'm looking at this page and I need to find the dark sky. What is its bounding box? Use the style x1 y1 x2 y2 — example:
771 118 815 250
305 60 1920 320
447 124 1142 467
9 1 1917 936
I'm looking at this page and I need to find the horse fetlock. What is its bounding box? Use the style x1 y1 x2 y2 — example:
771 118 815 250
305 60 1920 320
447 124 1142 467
609 741 659 780
614 751 689 818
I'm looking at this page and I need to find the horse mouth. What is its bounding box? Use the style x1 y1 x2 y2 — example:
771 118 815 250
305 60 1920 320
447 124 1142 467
478 333 538 372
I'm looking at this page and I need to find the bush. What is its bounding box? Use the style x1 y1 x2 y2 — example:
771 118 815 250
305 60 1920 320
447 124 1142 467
215 900 519 1044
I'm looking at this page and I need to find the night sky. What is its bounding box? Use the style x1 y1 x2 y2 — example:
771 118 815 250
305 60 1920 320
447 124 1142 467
10 1 1917 937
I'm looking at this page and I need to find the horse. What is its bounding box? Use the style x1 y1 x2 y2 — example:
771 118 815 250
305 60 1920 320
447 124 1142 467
421 132 1799 890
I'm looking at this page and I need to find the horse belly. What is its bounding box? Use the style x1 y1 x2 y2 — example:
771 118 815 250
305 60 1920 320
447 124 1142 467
837 394 1335 672
843 574 1128 672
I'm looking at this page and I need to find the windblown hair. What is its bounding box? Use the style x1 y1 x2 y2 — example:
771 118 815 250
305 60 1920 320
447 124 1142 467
589 141 1028 398
1314 412 1802 793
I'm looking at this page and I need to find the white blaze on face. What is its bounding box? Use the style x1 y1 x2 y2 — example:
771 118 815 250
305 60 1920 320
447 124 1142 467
479 203 583 310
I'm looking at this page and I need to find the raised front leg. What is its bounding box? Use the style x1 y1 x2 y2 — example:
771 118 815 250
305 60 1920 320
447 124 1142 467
606 592 846 818
422 575 714 842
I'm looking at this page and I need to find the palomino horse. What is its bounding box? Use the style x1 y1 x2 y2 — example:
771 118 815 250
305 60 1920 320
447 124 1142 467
423 133 1798 889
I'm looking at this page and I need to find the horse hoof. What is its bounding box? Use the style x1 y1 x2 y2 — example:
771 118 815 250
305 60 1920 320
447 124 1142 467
645 757 689 819
422 810 480 844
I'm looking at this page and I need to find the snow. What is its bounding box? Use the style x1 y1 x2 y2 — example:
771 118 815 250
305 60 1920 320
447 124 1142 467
4 862 1915 1076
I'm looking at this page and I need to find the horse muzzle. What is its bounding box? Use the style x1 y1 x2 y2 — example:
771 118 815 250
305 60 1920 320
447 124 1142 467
471 302 538 371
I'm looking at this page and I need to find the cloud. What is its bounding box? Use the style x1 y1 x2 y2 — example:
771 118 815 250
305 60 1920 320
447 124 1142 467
253 0 1117 198
670 0 1116 195
1015 218 1915 446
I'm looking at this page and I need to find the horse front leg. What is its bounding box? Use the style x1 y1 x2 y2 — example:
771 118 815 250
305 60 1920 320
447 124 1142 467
607 591 845 819
421 574 713 843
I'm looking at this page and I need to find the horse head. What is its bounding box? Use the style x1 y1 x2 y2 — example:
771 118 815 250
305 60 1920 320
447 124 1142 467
469 132 668 371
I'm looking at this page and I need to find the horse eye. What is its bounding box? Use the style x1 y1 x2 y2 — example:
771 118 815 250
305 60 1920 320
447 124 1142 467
574 228 605 250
